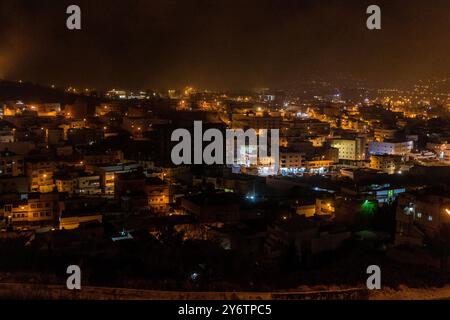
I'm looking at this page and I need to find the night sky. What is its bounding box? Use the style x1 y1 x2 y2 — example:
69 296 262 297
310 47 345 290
0 0 449 90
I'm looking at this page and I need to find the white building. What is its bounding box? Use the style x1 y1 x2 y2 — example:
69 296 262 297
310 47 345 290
329 137 366 161
369 140 413 156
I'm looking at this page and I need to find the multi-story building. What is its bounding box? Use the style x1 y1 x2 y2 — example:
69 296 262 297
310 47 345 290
26 159 56 193
56 177 74 194
329 137 366 161
56 174 101 195
82 149 124 165
374 128 397 142
370 154 404 174
0 150 24 177
58 198 105 230
77 175 101 195
369 140 413 156
0 193 60 230
115 170 146 197
46 128 65 145
94 163 140 196
145 177 170 213
303 159 334 172
32 103 61 117
280 151 302 171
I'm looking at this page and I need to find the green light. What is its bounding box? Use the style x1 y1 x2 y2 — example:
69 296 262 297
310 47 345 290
362 200 377 215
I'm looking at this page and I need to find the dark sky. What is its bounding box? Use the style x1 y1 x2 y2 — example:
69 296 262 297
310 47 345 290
0 0 449 90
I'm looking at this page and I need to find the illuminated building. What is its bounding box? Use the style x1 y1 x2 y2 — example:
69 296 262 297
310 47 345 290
370 154 404 174
295 202 316 217
59 211 102 230
341 183 406 205
58 198 105 230
56 174 101 195
30 103 61 117
106 89 127 99
395 191 450 246
280 151 302 170
77 175 102 195
0 193 60 230
95 163 140 196
369 140 414 156
329 137 366 161
56 177 74 194
303 159 334 172
315 198 336 215
82 149 124 165
145 177 170 213
426 142 450 161
95 103 121 116
373 128 397 142
26 160 56 193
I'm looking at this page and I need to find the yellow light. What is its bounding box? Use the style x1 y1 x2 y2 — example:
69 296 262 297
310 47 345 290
446 209 450 216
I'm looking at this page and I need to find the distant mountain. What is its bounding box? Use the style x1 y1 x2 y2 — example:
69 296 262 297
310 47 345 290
0 80 100 105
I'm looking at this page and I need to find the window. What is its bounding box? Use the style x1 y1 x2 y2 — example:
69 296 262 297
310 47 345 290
416 212 422 219
428 215 433 222
404 204 415 215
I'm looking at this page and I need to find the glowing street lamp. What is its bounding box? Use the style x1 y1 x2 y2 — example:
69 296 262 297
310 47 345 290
446 208 450 216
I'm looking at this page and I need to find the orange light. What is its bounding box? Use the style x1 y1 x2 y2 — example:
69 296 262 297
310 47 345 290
446 209 450 216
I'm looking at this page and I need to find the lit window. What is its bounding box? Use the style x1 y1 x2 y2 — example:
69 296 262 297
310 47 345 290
428 215 433 222
416 212 422 218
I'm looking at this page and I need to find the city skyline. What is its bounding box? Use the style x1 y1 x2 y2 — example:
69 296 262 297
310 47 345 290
0 0 449 303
